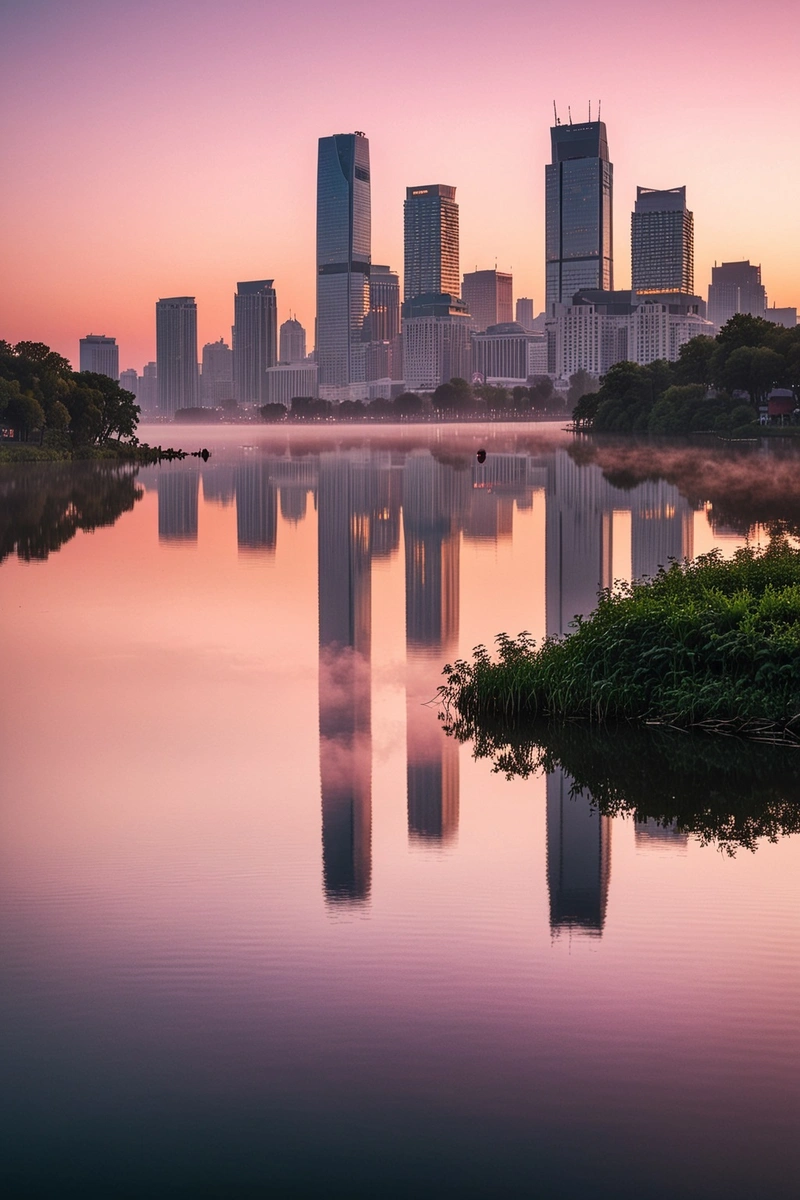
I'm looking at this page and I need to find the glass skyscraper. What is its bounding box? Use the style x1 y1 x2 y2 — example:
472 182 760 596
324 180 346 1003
233 280 277 405
403 185 460 301
316 132 371 390
156 297 198 414
545 121 613 313
632 186 694 295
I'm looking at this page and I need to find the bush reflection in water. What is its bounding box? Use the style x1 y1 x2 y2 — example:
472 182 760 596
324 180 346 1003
442 714 800 853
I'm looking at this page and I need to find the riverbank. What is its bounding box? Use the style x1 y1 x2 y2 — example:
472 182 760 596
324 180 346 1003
439 540 800 739
0 441 191 464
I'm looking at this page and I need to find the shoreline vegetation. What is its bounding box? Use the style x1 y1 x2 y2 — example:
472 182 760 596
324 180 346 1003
439 541 800 743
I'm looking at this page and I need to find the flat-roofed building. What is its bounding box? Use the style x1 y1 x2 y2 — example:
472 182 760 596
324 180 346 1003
80 334 119 379
462 269 513 332
404 185 459 301
402 293 471 390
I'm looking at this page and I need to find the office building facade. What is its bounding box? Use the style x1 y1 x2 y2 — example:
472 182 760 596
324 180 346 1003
316 132 371 393
402 293 471 390
156 297 198 413
264 363 319 405
404 185 459 301
516 297 535 331
545 121 613 313
473 323 542 383
462 269 513 331
707 261 767 331
233 280 277 405
119 368 138 396
632 186 694 295
279 318 307 364
79 335 119 379
139 362 157 412
200 338 234 406
367 265 400 341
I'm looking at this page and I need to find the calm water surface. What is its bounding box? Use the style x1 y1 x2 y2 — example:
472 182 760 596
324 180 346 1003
2 424 800 1198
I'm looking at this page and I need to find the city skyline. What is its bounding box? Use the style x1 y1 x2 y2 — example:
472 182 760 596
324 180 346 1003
2 1 798 370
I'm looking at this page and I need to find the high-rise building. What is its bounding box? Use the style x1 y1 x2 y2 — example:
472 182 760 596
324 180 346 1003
200 338 233 406
264 363 319 405
632 186 694 295
233 280 277 405
516 297 535 331
155 297 198 414
404 185 459 301
462 269 513 331
279 317 307 364
119 368 138 396
139 361 157 412
767 305 797 329
545 120 613 313
79 335 119 379
473 322 542 383
367 265 400 341
402 293 472 390
707 261 767 332
316 132 371 394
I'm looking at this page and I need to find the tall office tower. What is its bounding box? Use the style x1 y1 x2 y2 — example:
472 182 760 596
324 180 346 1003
139 361 158 412
404 185 460 301
631 186 694 295
155 297 198 414
233 280 277 405
516 297 535 331
316 132 371 393
79 335 119 379
402 293 472 389
367 265 400 341
119 368 138 396
200 339 233 406
707 261 767 332
462 269 513 331
279 317 307 364
545 119 613 313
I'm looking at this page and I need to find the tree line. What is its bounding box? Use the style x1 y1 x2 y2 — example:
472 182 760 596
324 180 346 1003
573 314 800 434
0 341 140 445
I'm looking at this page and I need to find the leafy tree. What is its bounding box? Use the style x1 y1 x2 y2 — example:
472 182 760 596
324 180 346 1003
433 378 474 413
395 391 423 416
529 376 554 409
567 368 598 406
511 385 531 412
572 391 600 428
47 399 72 431
719 346 784 404
259 403 287 422
674 336 716 387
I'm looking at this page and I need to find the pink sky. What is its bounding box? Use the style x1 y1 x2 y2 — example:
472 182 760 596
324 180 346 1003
1 0 798 371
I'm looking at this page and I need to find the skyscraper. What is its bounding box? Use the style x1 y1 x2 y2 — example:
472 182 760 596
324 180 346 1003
632 186 694 295
462 269 513 331
404 185 459 301
545 120 613 313
79 335 119 379
707 261 767 332
279 317 307 364
200 338 233 406
516 297 535 331
367 265 400 341
233 280 277 405
119 367 138 396
139 361 157 412
316 132 371 394
155 297 198 414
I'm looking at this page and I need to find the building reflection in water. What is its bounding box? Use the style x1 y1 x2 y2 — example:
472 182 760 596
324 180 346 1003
403 454 467 846
546 767 611 937
318 455 375 904
157 468 199 543
235 461 277 554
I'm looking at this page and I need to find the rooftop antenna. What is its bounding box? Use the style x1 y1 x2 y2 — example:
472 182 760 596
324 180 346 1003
568 105 572 125
598 99 602 121
589 100 591 121
553 100 560 126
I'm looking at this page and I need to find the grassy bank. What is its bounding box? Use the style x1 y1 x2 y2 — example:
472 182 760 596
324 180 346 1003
0 441 188 464
440 540 800 738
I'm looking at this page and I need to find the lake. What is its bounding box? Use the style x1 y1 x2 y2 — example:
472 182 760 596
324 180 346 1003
2 423 799 1198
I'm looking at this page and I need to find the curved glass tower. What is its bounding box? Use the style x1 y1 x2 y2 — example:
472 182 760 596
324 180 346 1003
316 133 371 391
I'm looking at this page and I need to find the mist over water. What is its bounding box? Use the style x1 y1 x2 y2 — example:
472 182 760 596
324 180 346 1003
2 425 800 1198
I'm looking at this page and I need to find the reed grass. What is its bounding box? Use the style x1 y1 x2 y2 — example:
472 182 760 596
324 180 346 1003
440 540 800 736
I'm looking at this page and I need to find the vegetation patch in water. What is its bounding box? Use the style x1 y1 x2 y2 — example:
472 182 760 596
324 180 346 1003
440 541 800 738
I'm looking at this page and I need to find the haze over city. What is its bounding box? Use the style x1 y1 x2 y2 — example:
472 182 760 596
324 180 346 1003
1 0 798 369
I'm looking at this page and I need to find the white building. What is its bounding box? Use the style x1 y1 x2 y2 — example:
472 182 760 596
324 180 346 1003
402 294 472 391
550 291 713 380
264 363 319 406
79 334 119 379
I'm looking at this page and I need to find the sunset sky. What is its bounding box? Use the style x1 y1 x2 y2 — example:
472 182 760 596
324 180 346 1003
1 0 798 371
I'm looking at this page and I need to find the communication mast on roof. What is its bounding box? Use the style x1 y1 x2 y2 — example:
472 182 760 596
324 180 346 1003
568 106 572 125
553 101 560 126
